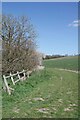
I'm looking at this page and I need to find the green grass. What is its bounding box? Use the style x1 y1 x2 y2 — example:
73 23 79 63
43 56 78 71
2 56 78 118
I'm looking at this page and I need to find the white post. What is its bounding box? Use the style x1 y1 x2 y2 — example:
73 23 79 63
17 71 20 80
10 72 15 85
23 69 26 78
27 72 29 78
3 75 11 95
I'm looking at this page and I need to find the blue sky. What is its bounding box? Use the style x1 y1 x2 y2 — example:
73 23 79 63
2 2 78 55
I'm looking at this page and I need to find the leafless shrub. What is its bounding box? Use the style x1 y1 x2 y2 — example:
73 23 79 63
2 14 39 75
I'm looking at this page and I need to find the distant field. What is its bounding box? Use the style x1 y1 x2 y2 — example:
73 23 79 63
43 56 79 71
2 56 78 118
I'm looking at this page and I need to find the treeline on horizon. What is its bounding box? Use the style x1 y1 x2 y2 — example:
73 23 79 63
43 54 79 60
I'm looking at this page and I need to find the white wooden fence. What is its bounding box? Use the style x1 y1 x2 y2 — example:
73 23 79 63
3 69 32 95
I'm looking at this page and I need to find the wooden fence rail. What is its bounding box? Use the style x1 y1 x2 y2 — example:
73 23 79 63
2 69 32 95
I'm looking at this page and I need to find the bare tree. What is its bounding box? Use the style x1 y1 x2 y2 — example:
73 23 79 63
2 14 38 75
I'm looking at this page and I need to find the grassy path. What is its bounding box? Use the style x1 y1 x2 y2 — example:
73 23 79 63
2 68 78 118
54 68 78 73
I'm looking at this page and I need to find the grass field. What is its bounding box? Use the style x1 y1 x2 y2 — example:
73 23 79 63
43 56 79 71
2 56 78 118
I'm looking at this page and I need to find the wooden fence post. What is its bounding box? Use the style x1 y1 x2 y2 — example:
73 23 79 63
17 71 20 79
3 75 11 95
23 69 26 78
10 72 15 85
3 69 28 95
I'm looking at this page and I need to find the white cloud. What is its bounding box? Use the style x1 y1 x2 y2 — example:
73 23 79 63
68 20 80 27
